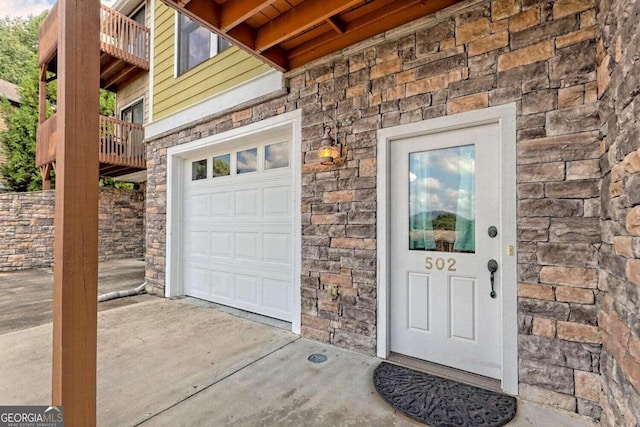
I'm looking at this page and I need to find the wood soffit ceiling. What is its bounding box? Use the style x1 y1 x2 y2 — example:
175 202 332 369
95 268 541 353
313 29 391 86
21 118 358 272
160 0 463 72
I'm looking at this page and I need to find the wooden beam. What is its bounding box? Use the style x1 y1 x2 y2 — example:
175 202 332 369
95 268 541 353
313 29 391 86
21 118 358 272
99 165 143 176
103 64 139 90
52 0 100 425
255 0 362 52
183 0 221 27
261 45 289 71
175 1 256 48
41 164 52 190
99 57 125 80
326 17 345 35
288 0 460 68
221 0 277 31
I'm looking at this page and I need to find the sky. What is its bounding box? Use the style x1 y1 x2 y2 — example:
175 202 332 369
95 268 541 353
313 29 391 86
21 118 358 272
2 0 117 19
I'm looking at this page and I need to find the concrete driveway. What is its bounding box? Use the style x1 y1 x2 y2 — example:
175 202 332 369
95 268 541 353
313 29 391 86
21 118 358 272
0 261 597 427
0 259 150 334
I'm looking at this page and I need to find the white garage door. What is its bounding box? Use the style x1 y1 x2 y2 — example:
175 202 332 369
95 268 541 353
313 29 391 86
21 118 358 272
182 140 293 321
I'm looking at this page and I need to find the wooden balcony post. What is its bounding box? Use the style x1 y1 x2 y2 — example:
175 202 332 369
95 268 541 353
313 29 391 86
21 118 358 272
38 65 52 190
38 65 47 125
52 0 100 425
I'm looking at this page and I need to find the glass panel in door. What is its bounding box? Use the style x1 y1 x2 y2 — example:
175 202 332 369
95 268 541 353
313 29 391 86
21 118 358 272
408 145 476 253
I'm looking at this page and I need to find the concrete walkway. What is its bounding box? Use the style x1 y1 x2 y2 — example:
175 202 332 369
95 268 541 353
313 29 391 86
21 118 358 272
0 262 598 427
0 259 149 334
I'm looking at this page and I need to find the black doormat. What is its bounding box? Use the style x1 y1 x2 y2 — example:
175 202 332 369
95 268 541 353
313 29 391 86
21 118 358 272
373 362 517 427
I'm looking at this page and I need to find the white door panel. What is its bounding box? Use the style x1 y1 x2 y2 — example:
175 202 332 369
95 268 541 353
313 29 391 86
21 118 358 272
182 139 293 321
390 123 502 379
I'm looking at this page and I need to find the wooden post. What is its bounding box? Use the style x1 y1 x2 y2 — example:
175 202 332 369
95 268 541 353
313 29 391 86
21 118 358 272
38 65 51 191
52 0 100 425
38 65 46 126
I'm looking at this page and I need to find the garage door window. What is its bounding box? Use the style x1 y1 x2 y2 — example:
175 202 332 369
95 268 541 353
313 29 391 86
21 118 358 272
237 148 257 174
265 141 289 170
212 154 231 177
192 159 207 180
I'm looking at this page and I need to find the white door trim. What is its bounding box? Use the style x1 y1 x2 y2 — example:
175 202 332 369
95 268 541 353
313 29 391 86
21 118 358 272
376 104 518 394
166 109 303 334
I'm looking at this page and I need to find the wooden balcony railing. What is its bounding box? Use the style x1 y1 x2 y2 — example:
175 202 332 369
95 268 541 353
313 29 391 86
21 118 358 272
99 116 145 169
38 1 58 67
100 4 149 70
38 3 149 71
36 114 57 168
36 114 145 171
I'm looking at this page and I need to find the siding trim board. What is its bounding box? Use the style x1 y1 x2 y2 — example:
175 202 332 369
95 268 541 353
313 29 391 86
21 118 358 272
146 69 283 139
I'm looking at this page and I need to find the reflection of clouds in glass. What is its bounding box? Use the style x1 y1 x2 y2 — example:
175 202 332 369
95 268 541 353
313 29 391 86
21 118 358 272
409 145 475 220
265 142 290 170
443 152 474 175
449 189 474 219
188 26 211 68
410 190 442 215
410 146 475 177
416 177 442 191
237 148 257 174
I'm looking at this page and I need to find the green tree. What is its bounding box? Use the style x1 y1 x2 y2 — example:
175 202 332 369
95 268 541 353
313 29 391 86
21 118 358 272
100 89 115 116
432 213 457 231
213 158 230 176
0 67 48 191
0 14 44 84
0 13 48 191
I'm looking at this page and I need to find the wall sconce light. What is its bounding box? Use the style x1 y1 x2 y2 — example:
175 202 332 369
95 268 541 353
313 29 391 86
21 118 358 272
318 122 342 166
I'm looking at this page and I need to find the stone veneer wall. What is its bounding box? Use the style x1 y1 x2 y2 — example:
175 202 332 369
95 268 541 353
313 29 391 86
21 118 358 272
146 0 609 419
596 0 640 424
0 188 144 271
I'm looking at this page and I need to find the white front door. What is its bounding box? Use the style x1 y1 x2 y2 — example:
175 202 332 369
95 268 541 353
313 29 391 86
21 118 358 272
390 122 502 379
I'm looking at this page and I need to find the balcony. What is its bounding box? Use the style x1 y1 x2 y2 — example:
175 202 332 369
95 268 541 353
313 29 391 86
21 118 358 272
36 114 146 178
99 4 150 90
39 3 150 91
37 2 149 183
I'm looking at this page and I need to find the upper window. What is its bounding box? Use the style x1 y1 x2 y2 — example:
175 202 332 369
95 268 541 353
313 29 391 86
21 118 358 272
177 14 231 76
121 99 144 125
130 5 145 25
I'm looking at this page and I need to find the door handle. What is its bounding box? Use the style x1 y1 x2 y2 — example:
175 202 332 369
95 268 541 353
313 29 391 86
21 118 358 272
487 259 498 299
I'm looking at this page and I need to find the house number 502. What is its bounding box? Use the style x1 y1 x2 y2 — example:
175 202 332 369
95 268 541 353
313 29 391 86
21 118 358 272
425 256 456 271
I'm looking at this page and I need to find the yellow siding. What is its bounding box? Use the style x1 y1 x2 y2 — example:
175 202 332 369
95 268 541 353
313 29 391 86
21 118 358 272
152 2 272 120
